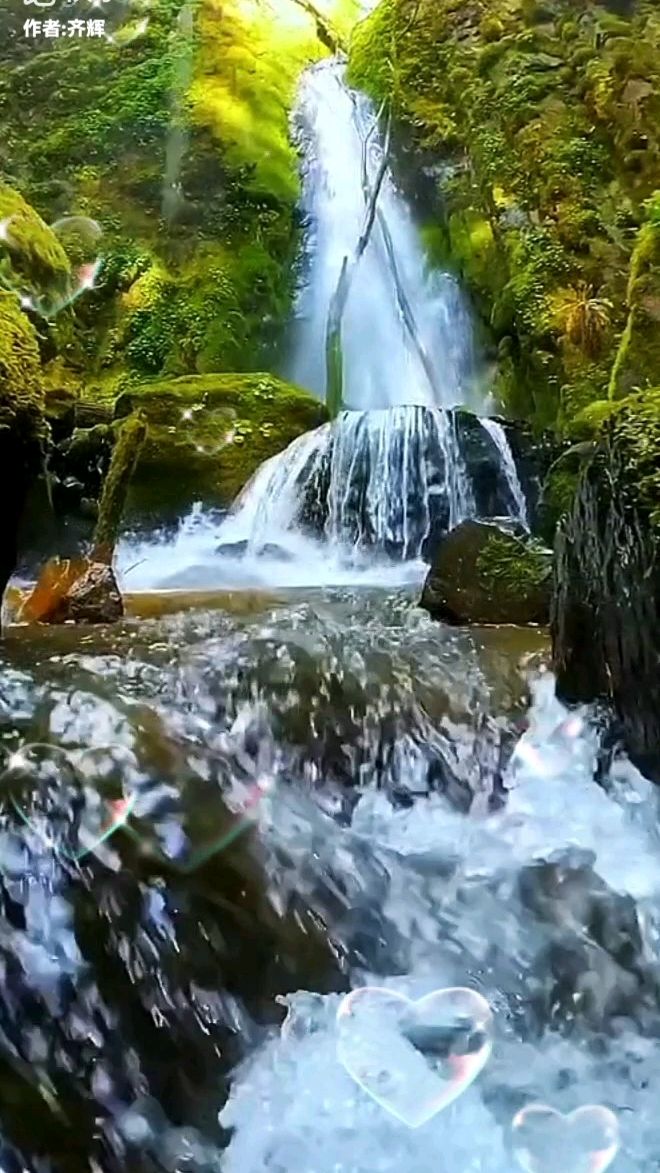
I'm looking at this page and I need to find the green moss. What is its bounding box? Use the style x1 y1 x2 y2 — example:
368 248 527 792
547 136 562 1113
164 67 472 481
602 386 660 531
113 371 329 516
609 217 660 399
476 531 552 598
0 183 70 300
0 292 45 454
348 0 660 431
93 414 147 558
0 0 334 385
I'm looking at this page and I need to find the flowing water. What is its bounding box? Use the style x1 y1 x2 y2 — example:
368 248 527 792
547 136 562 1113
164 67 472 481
286 60 480 412
2 51 655 1173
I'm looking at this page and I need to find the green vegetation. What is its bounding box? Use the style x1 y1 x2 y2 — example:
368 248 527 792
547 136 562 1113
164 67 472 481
476 531 552 598
348 0 660 433
93 413 148 558
0 0 339 384
113 371 329 514
0 292 45 451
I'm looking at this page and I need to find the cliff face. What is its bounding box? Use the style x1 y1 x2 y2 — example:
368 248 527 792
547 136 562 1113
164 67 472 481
348 0 660 434
0 0 356 394
551 389 660 779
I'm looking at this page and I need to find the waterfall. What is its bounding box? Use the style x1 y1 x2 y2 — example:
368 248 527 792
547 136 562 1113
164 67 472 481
286 59 480 412
125 58 529 588
479 418 529 529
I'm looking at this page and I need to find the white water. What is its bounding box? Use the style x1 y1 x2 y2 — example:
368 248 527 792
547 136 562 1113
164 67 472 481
216 671 660 1172
116 59 530 590
287 59 480 411
480 417 529 529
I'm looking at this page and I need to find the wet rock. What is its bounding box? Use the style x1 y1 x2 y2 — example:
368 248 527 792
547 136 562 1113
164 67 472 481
551 391 660 781
420 518 552 625
47 562 124 624
216 541 295 562
52 423 113 502
452 409 525 520
114 373 328 522
217 540 249 558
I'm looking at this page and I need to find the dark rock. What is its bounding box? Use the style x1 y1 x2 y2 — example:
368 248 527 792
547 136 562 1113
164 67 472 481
551 393 660 781
452 409 522 520
297 439 332 538
217 540 249 558
48 562 124 625
53 424 113 499
420 518 552 625
216 541 294 562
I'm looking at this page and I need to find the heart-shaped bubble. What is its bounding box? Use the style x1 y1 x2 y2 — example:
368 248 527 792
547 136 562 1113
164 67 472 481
140 773 275 875
512 1104 620 1173
336 985 493 1128
0 213 102 318
2 742 136 863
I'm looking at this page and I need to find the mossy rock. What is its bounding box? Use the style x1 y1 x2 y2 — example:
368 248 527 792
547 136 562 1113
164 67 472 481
113 372 329 519
552 385 660 779
348 0 660 432
609 219 660 399
0 293 46 601
420 519 552 625
0 182 70 297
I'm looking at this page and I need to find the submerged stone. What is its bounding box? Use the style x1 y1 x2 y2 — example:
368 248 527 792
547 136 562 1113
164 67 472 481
420 518 552 625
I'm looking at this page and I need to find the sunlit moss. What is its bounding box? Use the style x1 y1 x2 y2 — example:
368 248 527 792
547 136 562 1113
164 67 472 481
348 0 660 431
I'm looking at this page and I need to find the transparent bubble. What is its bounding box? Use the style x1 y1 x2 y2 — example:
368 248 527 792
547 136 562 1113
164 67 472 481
106 15 150 46
1 740 135 863
336 986 493 1128
512 1104 620 1173
0 213 102 318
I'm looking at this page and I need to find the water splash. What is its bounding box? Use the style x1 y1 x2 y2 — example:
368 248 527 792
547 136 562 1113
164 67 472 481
480 417 529 528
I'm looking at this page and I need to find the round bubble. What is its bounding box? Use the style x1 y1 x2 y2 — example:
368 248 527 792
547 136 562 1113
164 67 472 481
336 985 493 1128
512 1104 620 1173
106 15 150 46
1 740 135 862
0 213 102 318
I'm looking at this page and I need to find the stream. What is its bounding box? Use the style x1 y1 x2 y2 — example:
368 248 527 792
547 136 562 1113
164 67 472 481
1 57 659 1173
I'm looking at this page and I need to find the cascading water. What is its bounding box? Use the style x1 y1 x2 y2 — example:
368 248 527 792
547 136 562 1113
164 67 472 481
479 417 529 529
286 59 479 413
117 57 528 590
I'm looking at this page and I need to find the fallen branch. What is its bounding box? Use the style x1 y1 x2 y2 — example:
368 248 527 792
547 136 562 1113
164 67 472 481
93 413 147 564
325 111 392 417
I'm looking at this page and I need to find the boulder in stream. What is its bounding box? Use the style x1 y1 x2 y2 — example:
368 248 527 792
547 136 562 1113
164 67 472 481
114 373 329 521
420 518 552 625
551 390 660 781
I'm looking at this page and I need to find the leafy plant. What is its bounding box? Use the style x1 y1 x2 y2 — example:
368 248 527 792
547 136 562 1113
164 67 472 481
551 283 613 357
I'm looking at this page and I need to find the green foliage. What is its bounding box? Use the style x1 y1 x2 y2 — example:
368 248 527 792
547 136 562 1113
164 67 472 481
349 0 660 431
0 292 46 461
475 531 552 596
0 0 334 387
114 372 329 514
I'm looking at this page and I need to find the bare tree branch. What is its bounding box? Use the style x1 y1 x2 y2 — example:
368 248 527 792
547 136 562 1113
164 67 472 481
325 110 392 418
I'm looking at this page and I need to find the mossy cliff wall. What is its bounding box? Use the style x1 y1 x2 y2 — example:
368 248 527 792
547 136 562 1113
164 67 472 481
0 0 350 390
348 0 660 433
551 388 660 779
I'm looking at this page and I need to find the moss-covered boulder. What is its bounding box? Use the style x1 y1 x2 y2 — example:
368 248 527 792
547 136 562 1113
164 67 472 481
420 519 552 625
551 388 660 780
113 372 329 518
0 293 47 602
